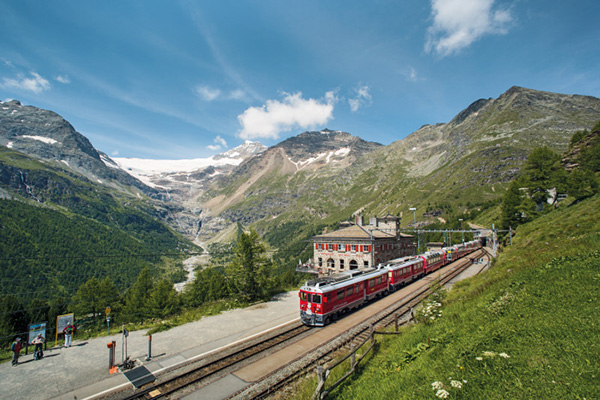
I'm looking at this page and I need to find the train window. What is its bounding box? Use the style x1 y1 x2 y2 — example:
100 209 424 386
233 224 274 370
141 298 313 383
337 289 345 300
312 294 322 304
300 292 307 301
324 294 330 303
369 279 375 288
376 276 382 285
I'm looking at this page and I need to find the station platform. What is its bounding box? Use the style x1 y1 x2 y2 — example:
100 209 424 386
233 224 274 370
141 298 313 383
0 291 299 400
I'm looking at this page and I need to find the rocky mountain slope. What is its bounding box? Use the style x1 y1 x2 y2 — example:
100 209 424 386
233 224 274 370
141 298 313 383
195 130 382 239
113 141 266 203
0 99 154 196
193 87 600 252
2 86 600 268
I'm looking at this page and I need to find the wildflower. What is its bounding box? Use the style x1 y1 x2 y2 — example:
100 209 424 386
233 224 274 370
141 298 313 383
499 352 510 358
476 357 483 361
432 381 444 390
436 389 450 399
451 380 463 389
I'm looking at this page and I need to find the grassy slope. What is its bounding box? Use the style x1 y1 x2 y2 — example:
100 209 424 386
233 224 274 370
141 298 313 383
302 193 600 399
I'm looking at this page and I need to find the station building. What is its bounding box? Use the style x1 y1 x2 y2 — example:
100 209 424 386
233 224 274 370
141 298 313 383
306 215 415 275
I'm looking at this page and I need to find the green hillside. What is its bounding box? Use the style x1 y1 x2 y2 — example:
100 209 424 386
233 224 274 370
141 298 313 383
297 193 600 399
0 147 197 340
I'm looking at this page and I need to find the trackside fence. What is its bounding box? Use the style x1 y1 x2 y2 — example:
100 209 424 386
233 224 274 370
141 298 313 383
313 319 409 400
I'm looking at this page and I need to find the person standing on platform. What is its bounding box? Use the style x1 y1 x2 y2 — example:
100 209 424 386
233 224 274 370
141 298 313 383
63 323 75 347
32 333 45 360
11 337 22 366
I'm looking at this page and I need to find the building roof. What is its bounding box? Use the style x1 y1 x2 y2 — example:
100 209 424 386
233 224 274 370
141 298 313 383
313 224 413 240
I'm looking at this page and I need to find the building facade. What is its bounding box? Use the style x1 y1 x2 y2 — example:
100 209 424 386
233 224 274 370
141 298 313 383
308 216 415 275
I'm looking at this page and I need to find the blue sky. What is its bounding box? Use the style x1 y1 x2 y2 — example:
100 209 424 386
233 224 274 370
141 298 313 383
1 1 600 159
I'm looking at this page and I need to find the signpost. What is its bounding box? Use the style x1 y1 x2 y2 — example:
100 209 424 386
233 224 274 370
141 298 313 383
28 322 47 345
55 313 74 347
105 306 111 335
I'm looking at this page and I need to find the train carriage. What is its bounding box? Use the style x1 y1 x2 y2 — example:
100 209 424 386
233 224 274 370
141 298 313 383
420 250 446 274
385 257 422 290
299 267 388 326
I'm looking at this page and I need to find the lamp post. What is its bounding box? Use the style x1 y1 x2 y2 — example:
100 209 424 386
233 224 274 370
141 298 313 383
459 218 464 243
409 208 417 253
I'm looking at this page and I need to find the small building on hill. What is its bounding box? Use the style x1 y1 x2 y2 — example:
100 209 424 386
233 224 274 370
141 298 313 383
300 215 415 275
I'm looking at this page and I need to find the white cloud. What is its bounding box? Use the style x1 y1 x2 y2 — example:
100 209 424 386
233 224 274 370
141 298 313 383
228 89 247 101
56 75 71 84
207 135 228 151
425 0 512 57
195 85 221 101
238 92 335 140
1 72 51 94
402 66 420 82
348 85 372 112
214 135 227 147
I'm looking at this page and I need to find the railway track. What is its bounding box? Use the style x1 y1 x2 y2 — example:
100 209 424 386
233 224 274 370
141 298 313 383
115 322 310 400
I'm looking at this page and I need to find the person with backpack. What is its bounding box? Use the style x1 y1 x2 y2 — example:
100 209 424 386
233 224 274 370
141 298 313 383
32 333 45 360
63 323 75 347
11 337 22 366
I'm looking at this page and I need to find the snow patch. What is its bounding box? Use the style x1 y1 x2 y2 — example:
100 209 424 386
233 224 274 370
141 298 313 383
290 147 351 170
22 135 59 145
60 160 69 166
7 141 13 148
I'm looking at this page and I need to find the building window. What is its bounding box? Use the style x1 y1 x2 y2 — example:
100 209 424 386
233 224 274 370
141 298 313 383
328 243 333 251
318 258 322 267
340 259 345 269
327 258 335 269
350 260 358 270
364 261 369 267
351 245 357 252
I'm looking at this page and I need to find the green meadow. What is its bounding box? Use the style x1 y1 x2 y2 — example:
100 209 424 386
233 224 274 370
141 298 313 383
294 193 600 399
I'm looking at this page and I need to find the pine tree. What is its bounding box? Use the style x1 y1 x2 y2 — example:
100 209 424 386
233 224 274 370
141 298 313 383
227 228 269 302
150 279 179 318
123 267 155 322
72 277 101 318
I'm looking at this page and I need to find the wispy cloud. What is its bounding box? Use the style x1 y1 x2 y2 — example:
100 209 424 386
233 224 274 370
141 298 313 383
196 85 221 101
195 85 248 102
402 66 420 82
207 135 227 151
56 75 71 84
425 0 512 57
1 72 51 94
348 85 372 112
238 91 336 140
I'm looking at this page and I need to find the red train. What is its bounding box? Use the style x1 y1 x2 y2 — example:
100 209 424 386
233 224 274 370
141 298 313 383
299 240 482 326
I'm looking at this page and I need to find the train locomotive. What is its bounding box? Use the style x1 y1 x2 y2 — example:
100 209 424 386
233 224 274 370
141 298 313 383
299 239 482 326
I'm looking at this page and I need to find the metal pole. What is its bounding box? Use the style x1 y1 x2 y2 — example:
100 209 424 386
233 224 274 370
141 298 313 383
146 334 152 361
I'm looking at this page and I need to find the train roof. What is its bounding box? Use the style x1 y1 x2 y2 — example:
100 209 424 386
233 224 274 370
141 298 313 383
302 266 387 291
